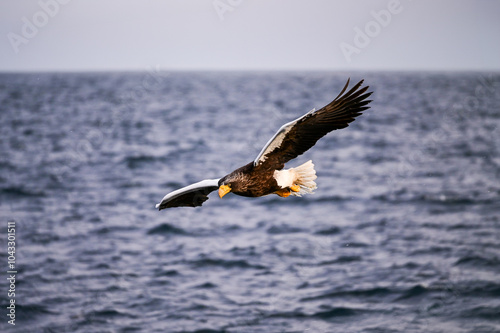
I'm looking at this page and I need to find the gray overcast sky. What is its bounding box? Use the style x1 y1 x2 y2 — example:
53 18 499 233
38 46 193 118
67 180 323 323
1 0 499 72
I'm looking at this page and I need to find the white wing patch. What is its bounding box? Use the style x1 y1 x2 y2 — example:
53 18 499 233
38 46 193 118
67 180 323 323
155 178 220 209
254 126 291 165
253 108 316 166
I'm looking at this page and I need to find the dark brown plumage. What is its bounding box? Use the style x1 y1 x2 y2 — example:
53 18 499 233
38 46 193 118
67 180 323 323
255 79 372 169
156 79 372 210
218 162 279 197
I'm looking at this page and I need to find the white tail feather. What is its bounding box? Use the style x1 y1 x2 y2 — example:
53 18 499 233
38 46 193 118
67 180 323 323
290 160 317 196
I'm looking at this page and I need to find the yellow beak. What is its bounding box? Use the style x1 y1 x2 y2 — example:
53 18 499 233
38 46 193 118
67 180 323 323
218 185 231 198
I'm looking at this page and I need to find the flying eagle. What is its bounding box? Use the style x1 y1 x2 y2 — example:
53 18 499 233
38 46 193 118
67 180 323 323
156 79 372 210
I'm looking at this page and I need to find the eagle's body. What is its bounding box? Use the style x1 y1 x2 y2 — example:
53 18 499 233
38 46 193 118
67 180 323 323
156 79 373 210
219 162 278 197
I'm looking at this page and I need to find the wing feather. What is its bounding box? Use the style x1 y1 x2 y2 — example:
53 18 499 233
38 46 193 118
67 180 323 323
156 179 220 210
254 79 372 168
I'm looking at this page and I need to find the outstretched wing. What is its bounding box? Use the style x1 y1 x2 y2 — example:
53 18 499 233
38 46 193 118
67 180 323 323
254 79 372 168
156 179 220 210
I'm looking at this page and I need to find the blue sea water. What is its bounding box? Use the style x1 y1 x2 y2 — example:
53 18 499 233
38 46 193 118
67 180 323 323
0 71 499 333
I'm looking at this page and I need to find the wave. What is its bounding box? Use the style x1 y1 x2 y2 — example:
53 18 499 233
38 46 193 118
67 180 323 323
147 223 189 235
318 255 363 265
92 225 138 235
266 224 305 234
153 268 180 277
459 305 500 320
301 284 430 303
12 303 54 321
314 226 341 235
175 329 226 333
268 306 364 320
301 287 392 302
1 185 46 198
459 281 500 298
194 282 218 289
122 154 168 169
454 254 500 270
312 307 360 318
85 308 137 321
394 284 429 301
189 258 266 270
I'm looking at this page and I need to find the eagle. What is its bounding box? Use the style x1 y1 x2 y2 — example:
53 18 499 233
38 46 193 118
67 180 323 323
156 79 372 210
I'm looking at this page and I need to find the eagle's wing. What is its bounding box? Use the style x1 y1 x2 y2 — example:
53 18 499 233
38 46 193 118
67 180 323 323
253 79 372 168
156 179 220 210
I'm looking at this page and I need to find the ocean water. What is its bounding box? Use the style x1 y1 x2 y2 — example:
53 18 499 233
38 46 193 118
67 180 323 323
0 71 499 333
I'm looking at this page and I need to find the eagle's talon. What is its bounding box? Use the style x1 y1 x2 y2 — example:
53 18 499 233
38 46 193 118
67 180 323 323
275 189 291 197
290 185 301 192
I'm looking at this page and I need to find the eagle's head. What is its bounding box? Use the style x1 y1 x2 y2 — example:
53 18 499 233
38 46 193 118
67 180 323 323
218 173 246 198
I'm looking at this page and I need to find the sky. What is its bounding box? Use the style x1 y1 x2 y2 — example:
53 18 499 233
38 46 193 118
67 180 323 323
1 0 499 72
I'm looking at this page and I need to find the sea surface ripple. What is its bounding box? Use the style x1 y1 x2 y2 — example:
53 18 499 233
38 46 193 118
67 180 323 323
0 71 499 332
